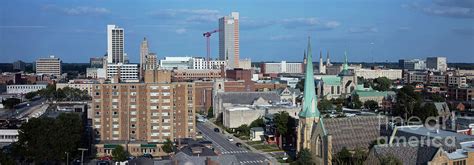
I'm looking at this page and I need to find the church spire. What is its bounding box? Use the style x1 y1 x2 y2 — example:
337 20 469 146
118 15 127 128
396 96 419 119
343 51 349 71
298 36 320 118
326 51 331 66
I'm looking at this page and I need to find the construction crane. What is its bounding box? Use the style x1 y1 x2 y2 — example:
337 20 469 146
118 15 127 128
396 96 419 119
203 29 219 69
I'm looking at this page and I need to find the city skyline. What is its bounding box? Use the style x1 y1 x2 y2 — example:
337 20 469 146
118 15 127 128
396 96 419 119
1 0 474 63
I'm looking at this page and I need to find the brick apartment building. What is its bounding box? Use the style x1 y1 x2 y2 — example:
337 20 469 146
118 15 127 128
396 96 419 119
92 82 196 157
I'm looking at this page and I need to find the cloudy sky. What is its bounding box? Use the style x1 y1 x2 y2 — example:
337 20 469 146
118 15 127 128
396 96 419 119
1 0 473 63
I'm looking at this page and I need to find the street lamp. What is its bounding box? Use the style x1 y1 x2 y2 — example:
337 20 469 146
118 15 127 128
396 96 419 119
65 152 69 165
78 148 88 165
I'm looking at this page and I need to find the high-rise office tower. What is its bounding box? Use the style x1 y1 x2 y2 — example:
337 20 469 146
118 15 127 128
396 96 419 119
140 37 149 80
107 25 125 64
426 57 447 72
219 12 240 69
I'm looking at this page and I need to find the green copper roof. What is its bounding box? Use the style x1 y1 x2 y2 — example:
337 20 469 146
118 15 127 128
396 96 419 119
299 37 320 118
321 75 341 86
339 51 351 76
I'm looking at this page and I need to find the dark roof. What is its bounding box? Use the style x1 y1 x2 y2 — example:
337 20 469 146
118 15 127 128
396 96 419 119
217 92 281 105
323 116 385 153
178 143 216 157
371 143 439 164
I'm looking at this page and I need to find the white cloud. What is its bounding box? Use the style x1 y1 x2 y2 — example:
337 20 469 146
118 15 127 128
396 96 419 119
175 28 187 34
43 5 110 15
269 35 295 41
150 9 220 23
348 27 378 33
279 17 341 30
403 1 474 18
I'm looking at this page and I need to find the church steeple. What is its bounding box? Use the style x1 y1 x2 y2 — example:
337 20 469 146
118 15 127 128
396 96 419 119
339 51 351 76
298 37 320 118
326 51 331 66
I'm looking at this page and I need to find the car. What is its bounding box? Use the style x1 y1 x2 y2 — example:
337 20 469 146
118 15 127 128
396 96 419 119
140 153 153 159
235 142 242 147
96 161 110 165
227 136 234 142
99 156 112 161
214 128 220 133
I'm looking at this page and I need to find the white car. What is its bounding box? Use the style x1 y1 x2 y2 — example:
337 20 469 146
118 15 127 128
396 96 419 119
227 136 234 142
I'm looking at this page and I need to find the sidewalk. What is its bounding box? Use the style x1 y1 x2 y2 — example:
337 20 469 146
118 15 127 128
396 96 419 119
205 119 280 164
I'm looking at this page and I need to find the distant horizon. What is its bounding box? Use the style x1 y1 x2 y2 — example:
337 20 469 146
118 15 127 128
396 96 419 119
2 0 473 63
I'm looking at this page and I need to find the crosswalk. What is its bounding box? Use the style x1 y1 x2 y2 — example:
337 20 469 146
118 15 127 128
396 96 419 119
221 150 248 154
239 160 265 164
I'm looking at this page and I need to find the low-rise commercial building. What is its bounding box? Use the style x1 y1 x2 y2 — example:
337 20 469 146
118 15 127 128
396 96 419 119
172 69 222 82
223 104 300 128
6 84 47 94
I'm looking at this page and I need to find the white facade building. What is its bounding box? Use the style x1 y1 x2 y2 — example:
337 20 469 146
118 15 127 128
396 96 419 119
7 84 47 94
160 56 226 70
354 69 403 80
261 61 303 74
219 12 240 69
160 57 193 70
0 129 19 143
107 25 125 64
191 57 226 69
106 63 138 81
426 57 447 72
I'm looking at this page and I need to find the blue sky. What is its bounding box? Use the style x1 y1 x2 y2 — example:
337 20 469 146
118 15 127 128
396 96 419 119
1 0 473 63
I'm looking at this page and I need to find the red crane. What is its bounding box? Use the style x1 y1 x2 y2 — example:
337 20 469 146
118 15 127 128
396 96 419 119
203 29 219 69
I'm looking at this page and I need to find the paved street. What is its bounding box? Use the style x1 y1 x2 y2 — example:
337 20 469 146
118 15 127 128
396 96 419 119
0 98 46 119
196 122 271 165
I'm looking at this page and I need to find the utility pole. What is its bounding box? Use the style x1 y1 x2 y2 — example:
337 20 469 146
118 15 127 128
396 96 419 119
78 148 88 165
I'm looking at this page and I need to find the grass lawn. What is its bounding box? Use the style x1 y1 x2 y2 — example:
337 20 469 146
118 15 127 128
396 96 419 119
252 144 279 150
246 141 264 145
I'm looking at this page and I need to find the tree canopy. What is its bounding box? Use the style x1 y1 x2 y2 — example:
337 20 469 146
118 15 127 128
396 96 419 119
207 106 214 118
112 145 128 162
350 94 363 109
364 100 379 110
379 155 402 165
372 77 392 91
294 148 314 165
161 138 174 154
11 113 84 163
318 98 333 111
249 118 265 128
394 85 422 118
273 111 290 136
2 98 21 109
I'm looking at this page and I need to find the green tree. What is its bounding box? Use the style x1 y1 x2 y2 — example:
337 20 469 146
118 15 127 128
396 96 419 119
353 147 367 164
334 147 352 164
12 113 83 163
236 124 250 137
249 118 265 128
2 98 21 109
274 111 289 148
364 100 379 110
318 98 333 111
373 77 392 91
112 145 128 162
296 79 305 92
351 94 363 109
207 106 214 118
379 155 402 165
161 138 174 154
430 94 445 102
394 85 422 118
414 103 439 123
25 91 38 100
295 148 314 165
